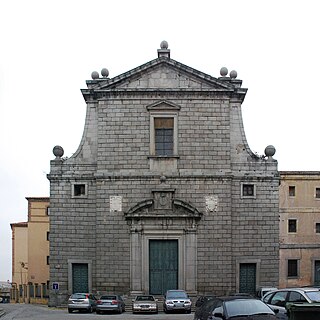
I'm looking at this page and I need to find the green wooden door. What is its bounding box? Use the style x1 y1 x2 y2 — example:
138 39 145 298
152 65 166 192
72 263 89 293
315 261 320 285
149 240 178 295
239 263 256 295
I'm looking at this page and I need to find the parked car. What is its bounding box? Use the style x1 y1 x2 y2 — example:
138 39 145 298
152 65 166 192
194 296 277 320
67 293 97 313
163 289 192 313
256 286 278 298
262 287 320 320
96 294 125 314
132 295 158 313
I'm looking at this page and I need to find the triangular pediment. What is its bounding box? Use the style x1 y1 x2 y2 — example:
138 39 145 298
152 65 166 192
86 58 235 92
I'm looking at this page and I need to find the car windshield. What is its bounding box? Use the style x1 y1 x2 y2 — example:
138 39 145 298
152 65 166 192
225 299 274 317
305 291 320 302
100 295 116 300
136 296 154 301
167 291 188 299
71 293 87 299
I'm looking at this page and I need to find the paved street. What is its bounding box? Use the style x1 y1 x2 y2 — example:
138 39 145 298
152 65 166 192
0 304 194 320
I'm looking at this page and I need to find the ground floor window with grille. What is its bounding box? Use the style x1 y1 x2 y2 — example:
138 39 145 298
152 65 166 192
288 259 298 277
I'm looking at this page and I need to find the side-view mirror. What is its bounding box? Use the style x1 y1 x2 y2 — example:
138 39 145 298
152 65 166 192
132 299 135 302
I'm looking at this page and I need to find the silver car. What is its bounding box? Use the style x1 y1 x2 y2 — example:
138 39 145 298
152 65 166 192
163 289 192 313
96 294 125 314
262 287 320 320
132 295 158 313
67 293 97 313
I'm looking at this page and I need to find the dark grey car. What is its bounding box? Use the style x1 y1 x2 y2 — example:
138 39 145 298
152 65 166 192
96 294 125 314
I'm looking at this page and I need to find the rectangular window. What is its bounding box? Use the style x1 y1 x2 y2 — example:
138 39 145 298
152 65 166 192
242 184 255 197
46 231 50 241
46 256 50 265
154 117 174 156
316 223 320 233
288 219 297 233
316 188 320 199
289 186 296 197
288 259 298 277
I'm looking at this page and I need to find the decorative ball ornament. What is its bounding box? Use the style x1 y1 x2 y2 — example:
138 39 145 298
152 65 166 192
53 145 64 158
220 67 228 77
91 71 99 79
264 145 276 158
160 40 168 49
230 70 238 79
101 68 109 78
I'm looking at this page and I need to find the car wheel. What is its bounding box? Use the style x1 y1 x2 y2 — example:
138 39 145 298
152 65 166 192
118 306 122 314
88 306 93 313
186 309 191 314
68 308 72 313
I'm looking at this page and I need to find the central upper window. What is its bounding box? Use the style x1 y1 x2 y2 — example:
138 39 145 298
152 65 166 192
147 100 180 158
155 117 174 156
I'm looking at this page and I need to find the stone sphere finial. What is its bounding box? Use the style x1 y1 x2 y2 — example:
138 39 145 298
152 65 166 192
230 70 238 79
220 67 228 77
264 145 276 158
53 145 64 159
160 40 168 49
101 68 109 78
91 71 99 79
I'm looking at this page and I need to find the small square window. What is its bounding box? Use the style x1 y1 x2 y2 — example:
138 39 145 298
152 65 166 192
316 188 320 199
288 259 298 277
72 183 88 198
288 219 297 233
242 184 255 197
289 186 296 197
316 223 320 233
74 184 86 196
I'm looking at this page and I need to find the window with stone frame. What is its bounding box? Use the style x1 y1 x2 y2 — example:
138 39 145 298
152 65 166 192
147 100 180 158
72 183 88 198
316 188 320 199
289 186 296 197
241 183 255 198
287 259 298 277
288 219 297 233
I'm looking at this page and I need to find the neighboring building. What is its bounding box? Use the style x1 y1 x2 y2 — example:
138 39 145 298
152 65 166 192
279 171 320 288
47 41 279 306
10 222 28 286
10 197 50 303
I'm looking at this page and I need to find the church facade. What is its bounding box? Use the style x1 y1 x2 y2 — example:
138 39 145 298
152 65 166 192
47 42 279 306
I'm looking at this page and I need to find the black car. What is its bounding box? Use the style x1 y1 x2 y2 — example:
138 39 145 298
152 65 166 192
194 296 277 320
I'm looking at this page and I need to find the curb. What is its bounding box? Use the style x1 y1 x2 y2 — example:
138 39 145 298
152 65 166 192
0 308 5 318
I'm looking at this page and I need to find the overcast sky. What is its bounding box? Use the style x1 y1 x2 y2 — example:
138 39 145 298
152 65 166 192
1 0 319 281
